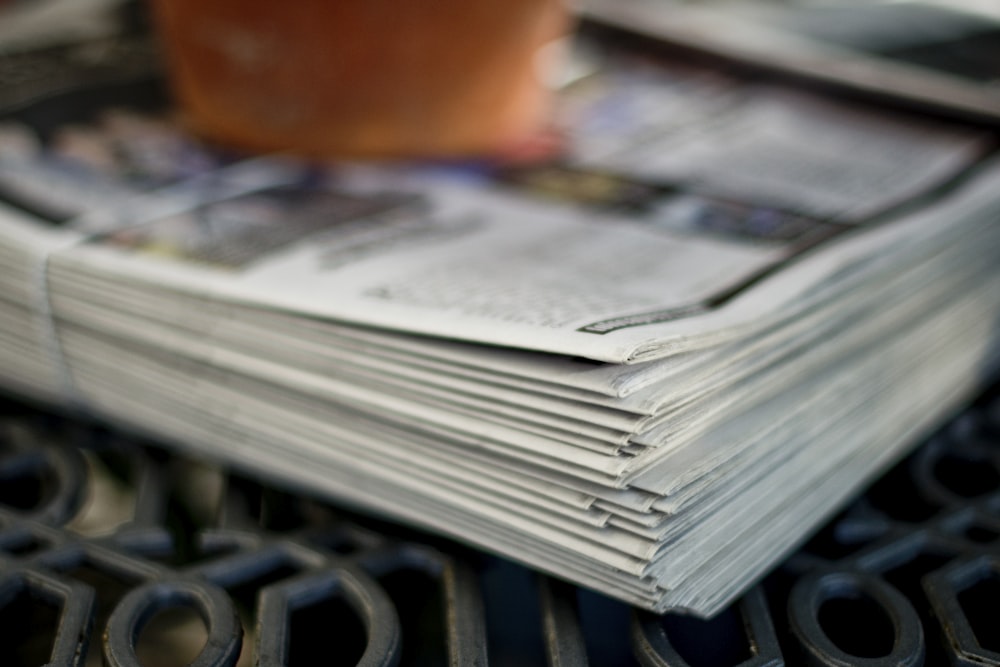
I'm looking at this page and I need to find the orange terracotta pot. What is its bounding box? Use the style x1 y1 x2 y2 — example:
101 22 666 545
151 0 568 159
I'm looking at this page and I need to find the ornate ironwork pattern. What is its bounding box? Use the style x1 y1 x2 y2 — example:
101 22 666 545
0 386 998 666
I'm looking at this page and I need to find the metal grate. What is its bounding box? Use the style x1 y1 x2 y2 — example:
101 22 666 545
0 385 998 666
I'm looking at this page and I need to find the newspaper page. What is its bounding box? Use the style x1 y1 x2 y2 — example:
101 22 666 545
4 36 998 366
578 0 1000 123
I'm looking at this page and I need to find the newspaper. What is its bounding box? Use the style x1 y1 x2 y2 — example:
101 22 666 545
4 50 994 366
2 26 999 617
579 0 1000 123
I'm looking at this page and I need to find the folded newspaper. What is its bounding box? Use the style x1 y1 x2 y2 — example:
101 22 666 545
580 0 1000 124
1 26 999 616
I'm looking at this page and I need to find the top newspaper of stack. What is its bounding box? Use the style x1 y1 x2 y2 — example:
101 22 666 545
579 0 1000 125
0 28 998 368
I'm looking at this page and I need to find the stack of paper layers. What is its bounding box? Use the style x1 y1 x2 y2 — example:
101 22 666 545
1 36 999 616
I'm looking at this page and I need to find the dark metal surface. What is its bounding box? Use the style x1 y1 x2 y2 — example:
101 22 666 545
0 386 998 666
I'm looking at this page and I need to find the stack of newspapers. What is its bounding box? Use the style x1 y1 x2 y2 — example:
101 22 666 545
1 28 999 617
